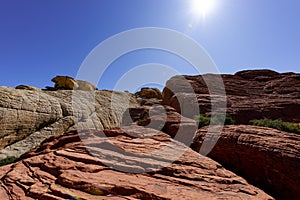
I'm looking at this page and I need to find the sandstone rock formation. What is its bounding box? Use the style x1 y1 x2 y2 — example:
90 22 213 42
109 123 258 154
0 87 63 150
0 87 139 159
51 76 78 90
76 79 97 91
51 75 97 91
135 87 163 106
191 125 300 200
163 70 300 123
15 85 41 91
0 125 273 199
0 69 299 199
135 87 162 99
123 105 197 140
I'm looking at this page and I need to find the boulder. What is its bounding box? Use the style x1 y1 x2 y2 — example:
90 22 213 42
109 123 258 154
15 84 41 91
135 87 162 99
51 76 97 91
191 125 300 200
51 75 78 90
0 126 273 199
76 79 97 91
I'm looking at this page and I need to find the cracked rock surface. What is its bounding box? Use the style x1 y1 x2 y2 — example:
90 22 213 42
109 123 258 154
0 87 139 159
0 125 272 199
192 125 300 200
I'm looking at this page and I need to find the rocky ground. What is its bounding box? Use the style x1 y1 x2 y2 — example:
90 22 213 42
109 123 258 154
0 126 272 199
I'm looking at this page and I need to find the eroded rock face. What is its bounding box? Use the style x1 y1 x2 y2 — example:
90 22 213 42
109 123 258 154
162 70 300 123
123 105 197 141
0 87 139 159
191 125 300 200
0 126 273 199
0 87 63 150
135 87 162 99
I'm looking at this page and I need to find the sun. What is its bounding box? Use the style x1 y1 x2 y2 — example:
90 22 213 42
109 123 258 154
190 0 216 18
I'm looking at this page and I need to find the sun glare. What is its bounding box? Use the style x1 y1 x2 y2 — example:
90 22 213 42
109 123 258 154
190 0 216 18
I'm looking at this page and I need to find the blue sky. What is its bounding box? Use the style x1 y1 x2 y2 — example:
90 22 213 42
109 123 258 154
0 0 299 90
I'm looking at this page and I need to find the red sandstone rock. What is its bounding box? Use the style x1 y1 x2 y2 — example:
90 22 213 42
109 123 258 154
162 70 300 123
191 125 300 200
123 105 197 141
0 126 272 199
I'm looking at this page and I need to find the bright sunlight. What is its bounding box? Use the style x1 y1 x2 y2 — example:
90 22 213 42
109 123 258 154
190 0 217 18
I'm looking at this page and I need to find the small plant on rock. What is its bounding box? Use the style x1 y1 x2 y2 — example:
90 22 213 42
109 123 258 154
250 118 300 134
137 119 143 126
0 156 17 166
194 114 235 128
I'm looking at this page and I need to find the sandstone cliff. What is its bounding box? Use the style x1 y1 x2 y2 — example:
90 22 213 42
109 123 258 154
162 69 300 123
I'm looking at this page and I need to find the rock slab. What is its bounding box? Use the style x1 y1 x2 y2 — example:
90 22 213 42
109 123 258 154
0 87 139 159
0 126 272 199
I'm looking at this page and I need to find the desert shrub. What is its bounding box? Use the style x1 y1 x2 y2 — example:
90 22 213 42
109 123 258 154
195 114 211 128
137 119 143 126
0 156 17 166
195 114 235 128
250 118 300 134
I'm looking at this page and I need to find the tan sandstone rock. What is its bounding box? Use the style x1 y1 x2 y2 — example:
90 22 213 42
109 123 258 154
76 79 97 91
0 87 139 159
51 75 97 91
51 75 79 90
15 84 41 91
136 87 162 99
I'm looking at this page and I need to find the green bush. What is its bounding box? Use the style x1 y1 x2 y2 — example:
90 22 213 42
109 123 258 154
194 114 235 128
137 119 143 126
0 156 17 166
250 119 300 134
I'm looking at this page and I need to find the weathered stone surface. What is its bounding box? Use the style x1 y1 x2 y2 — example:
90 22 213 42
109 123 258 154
122 105 176 125
51 75 78 90
0 116 74 159
135 87 162 99
51 76 97 91
15 85 41 91
191 125 300 200
123 105 197 140
76 79 97 91
162 70 300 123
0 87 63 149
0 87 139 159
138 97 163 106
0 126 272 199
